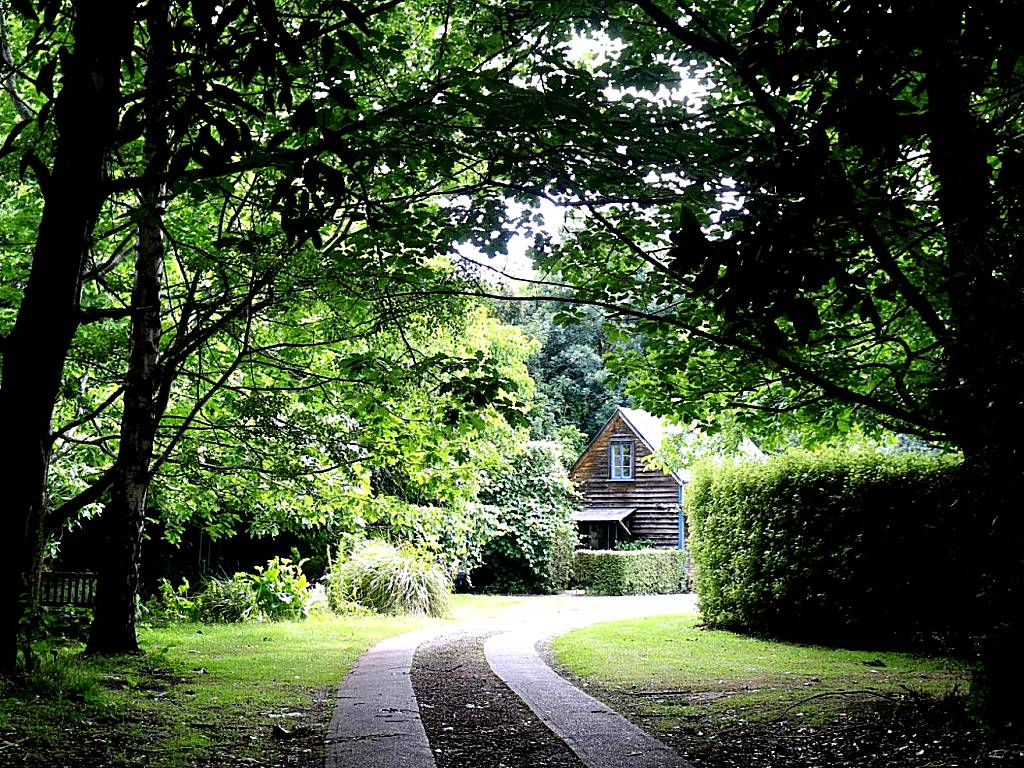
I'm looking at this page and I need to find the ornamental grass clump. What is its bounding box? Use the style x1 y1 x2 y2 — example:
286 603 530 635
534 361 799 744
190 573 257 623
329 539 450 617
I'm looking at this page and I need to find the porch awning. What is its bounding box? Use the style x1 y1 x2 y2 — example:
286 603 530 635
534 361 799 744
571 507 636 523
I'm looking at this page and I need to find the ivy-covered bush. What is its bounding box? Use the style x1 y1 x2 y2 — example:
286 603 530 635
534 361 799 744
347 495 503 577
687 450 973 650
573 549 688 595
472 441 578 594
329 539 450 616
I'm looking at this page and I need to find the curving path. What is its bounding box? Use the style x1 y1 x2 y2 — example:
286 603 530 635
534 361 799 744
325 594 697 768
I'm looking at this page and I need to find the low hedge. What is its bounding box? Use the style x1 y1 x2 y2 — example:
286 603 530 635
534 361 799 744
686 450 974 651
574 549 687 595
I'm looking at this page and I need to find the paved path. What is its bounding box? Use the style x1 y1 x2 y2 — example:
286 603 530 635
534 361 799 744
325 627 445 768
325 594 697 768
485 601 696 768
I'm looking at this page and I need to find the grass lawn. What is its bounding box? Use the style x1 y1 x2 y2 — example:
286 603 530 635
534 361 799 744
1 598 985 768
551 613 980 767
0 612 440 767
0 594 541 767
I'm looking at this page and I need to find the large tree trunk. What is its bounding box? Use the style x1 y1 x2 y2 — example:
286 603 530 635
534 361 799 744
925 8 1024 738
87 0 172 656
0 3 133 674
966 454 1024 737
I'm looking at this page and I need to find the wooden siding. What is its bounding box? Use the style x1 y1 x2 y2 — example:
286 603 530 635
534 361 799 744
570 413 682 549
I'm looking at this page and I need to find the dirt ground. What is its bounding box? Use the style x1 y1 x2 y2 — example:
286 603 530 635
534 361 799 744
412 631 585 768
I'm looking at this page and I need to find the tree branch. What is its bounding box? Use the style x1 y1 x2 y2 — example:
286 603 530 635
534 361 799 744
45 467 117 539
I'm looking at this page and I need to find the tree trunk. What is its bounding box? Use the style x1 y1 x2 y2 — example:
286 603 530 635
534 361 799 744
87 0 172 656
0 3 133 674
925 8 1024 738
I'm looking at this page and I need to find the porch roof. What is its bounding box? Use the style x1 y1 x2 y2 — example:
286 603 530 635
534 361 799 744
571 507 637 523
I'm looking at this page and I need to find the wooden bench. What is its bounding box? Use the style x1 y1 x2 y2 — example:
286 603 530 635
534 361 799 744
39 571 98 608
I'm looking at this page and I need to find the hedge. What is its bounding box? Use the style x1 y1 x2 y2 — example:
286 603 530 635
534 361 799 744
574 549 688 595
686 450 974 651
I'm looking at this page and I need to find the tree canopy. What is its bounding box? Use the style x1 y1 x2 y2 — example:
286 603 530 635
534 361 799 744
2 0 1022 734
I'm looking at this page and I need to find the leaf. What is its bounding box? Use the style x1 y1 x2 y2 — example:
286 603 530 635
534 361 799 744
0 119 32 160
788 298 821 342
335 30 364 62
36 57 57 98
857 297 882 331
290 100 317 133
327 85 358 111
339 1 370 34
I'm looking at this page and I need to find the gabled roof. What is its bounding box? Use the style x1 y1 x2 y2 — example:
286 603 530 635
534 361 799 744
571 406 686 484
617 407 679 454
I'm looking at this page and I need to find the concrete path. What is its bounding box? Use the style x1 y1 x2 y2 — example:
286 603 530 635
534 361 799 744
486 630 692 768
325 594 697 768
325 627 445 768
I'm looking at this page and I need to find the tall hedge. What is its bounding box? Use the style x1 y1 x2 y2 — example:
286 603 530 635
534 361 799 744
686 451 975 651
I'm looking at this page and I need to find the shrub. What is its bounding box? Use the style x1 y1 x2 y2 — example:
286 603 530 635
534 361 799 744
686 450 972 650
146 556 312 624
248 556 311 621
329 539 450 616
473 441 579 594
191 574 257 623
573 549 687 595
147 578 195 623
545 524 577 593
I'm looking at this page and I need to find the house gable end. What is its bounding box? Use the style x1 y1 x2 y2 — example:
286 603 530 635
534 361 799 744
569 407 684 549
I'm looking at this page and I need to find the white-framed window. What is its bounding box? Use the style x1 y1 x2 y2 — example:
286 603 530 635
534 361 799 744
609 440 634 480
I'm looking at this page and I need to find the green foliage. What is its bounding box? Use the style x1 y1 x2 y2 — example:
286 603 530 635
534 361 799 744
148 578 196 624
496 301 624 442
6 650 102 705
545 524 578 595
686 451 972 650
329 539 450 617
473 441 578 594
144 306 530 560
247 557 310 622
573 549 687 596
348 497 503 578
37 606 94 643
613 538 656 552
147 557 311 624
190 575 258 624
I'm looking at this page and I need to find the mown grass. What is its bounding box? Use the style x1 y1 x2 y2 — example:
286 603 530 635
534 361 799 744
0 612 439 767
551 613 972 727
0 595 545 766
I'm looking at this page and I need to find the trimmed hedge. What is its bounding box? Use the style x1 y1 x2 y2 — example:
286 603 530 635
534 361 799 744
574 549 688 595
686 450 974 651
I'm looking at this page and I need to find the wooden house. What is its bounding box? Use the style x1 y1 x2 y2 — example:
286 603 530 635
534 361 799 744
568 407 686 550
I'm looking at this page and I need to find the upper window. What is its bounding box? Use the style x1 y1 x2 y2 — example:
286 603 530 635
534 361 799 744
609 440 634 480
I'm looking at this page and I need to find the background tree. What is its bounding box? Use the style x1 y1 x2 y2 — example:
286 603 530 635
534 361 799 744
495 298 625 450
